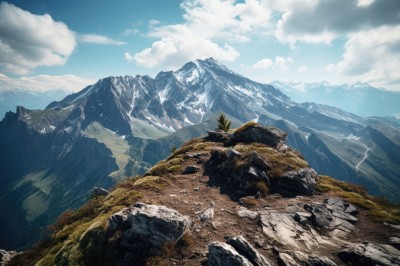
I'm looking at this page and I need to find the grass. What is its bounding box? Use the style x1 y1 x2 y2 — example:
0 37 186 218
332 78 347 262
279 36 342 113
234 143 309 178
317 175 400 224
240 197 258 207
234 121 258 134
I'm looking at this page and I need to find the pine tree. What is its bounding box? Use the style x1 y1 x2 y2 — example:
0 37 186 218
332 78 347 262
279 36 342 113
216 113 231 132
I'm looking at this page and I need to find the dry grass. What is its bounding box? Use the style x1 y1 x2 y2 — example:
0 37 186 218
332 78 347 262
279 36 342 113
240 197 258 207
234 121 258 134
133 176 169 191
234 143 309 178
317 175 400 224
145 157 183 176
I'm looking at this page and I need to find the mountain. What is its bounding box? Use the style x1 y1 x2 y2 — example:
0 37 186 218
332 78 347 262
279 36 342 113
271 81 400 118
1 58 400 251
7 124 400 266
0 89 69 120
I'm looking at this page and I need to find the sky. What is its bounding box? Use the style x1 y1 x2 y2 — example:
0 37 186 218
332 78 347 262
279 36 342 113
0 0 399 92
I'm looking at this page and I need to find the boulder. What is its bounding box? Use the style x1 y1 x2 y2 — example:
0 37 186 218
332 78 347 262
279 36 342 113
90 186 110 197
207 130 230 142
107 202 191 260
229 124 288 148
227 236 271 266
237 206 259 220
182 165 199 174
207 242 253 266
271 168 318 197
0 249 17 266
337 242 400 266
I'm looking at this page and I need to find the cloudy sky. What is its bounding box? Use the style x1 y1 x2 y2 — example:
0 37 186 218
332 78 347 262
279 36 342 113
0 0 399 92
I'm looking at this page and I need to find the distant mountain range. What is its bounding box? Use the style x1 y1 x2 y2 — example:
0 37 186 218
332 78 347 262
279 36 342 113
0 89 69 119
271 81 400 118
1 58 400 250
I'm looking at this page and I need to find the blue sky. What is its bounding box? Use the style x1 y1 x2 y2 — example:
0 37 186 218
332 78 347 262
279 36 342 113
0 0 399 92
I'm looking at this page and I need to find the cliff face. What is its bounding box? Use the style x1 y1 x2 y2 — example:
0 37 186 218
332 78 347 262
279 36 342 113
9 123 400 266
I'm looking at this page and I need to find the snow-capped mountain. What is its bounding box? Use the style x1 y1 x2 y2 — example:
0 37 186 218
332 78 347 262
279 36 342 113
271 81 400 117
1 58 400 250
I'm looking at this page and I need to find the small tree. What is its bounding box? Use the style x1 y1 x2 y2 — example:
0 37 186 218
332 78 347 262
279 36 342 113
216 113 231 132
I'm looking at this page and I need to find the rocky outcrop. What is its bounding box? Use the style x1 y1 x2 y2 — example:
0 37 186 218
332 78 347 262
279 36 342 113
107 202 191 261
259 198 358 250
204 149 270 198
206 124 288 149
206 130 230 142
229 124 288 148
271 168 318 197
207 236 271 266
0 249 17 266
207 242 253 266
337 242 400 266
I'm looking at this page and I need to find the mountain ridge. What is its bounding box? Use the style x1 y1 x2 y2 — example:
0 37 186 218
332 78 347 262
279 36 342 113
1 58 400 251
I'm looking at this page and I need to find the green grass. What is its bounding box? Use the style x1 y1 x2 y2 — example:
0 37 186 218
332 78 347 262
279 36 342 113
84 122 131 179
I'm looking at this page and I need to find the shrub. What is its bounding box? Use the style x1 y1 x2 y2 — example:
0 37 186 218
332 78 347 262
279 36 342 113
216 113 231 132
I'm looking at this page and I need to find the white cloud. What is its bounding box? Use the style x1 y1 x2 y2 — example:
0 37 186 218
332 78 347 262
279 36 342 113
251 58 273 70
0 2 76 75
357 0 375 7
327 26 400 89
80 34 126 46
251 56 293 73
129 0 271 69
0 72 95 92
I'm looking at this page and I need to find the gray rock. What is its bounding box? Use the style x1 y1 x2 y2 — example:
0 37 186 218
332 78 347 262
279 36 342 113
325 198 358 221
204 149 270 198
207 130 230 142
107 207 132 235
108 202 191 259
237 206 259 220
309 204 333 228
271 168 318 197
182 165 199 174
227 236 271 266
0 249 17 266
229 124 288 148
90 186 110 197
337 242 400 266
294 212 312 225
278 253 298 266
306 256 337 266
184 152 206 159
389 237 400 249
207 242 253 266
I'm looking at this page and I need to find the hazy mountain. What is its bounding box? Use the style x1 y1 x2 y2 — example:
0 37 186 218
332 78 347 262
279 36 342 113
1 58 400 250
271 81 400 118
0 89 69 119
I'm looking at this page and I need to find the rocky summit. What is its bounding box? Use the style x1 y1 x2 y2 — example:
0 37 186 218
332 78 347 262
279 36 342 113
8 123 400 266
